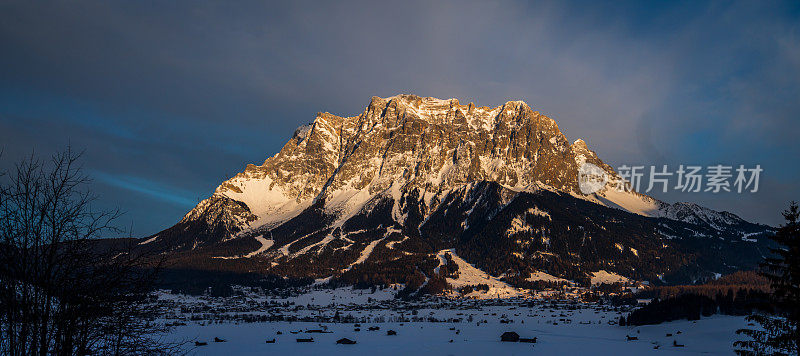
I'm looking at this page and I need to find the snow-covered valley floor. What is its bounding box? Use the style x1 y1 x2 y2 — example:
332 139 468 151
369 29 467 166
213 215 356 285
169 315 746 355
157 288 748 355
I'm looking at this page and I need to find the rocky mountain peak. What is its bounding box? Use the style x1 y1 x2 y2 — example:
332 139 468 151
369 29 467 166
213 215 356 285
186 95 676 236
144 94 774 289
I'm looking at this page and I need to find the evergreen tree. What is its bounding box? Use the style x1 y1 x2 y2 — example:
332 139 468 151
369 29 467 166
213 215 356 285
735 202 800 355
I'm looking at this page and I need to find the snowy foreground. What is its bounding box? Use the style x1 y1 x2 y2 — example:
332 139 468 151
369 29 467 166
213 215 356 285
157 288 748 355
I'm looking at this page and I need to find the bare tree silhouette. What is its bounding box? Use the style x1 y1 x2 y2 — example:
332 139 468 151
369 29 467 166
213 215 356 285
0 148 179 355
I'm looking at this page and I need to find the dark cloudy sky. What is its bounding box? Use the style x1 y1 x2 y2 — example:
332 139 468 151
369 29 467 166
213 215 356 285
1 1 799 236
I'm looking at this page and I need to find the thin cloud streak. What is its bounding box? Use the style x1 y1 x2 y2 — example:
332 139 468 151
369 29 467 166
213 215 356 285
92 171 197 208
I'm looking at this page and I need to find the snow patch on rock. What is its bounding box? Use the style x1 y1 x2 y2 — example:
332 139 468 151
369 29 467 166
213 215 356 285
435 249 524 299
590 270 630 285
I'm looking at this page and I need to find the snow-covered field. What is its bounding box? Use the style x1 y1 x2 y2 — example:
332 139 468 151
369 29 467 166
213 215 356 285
168 312 746 355
157 288 748 355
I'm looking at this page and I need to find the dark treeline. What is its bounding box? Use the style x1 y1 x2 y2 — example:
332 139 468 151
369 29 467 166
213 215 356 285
623 271 772 326
457 284 490 294
503 276 571 291
156 269 313 297
329 252 443 298
635 271 770 300
624 289 771 326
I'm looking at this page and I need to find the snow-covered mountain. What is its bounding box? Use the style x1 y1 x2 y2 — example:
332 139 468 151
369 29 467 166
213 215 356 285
140 95 773 288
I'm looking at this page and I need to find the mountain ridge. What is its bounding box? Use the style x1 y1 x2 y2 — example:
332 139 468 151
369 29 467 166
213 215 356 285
138 94 773 292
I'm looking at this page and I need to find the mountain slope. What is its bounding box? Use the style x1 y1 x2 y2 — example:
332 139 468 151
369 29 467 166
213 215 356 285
140 95 773 288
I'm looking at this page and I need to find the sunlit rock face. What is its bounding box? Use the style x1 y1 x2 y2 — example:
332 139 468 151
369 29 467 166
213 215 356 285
143 95 774 288
206 95 586 230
